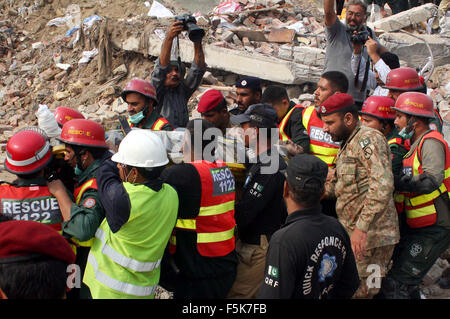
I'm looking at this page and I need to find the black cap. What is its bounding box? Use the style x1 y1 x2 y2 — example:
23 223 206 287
232 103 277 128
286 154 328 192
236 76 261 90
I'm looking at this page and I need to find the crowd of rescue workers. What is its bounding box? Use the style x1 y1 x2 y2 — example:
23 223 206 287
0 0 449 300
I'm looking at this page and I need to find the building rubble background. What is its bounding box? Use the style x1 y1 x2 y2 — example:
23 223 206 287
0 0 449 299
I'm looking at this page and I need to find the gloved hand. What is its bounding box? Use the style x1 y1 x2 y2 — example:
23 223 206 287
394 174 415 192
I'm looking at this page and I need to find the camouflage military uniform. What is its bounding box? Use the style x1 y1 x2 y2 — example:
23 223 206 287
325 122 400 298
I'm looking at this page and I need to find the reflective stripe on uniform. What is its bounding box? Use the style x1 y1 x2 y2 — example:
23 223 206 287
95 228 161 272
152 118 168 131
87 253 156 297
279 106 300 141
75 179 96 205
197 227 235 243
198 201 234 217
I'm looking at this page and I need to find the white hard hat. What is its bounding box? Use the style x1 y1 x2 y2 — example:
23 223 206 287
111 129 169 168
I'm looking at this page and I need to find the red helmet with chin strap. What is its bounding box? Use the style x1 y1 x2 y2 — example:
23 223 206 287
391 92 435 119
57 119 108 148
121 78 158 103
5 128 52 175
54 106 85 127
360 96 396 120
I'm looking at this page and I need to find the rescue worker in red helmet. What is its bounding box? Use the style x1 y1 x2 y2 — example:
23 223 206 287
377 92 450 299
54 106 85 128
119 78 173 134
49 119 112 299
0 128 67 231
383 67 443 133
359 96 408 177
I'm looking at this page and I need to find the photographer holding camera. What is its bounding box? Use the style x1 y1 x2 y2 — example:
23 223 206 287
323 0 387 107
151 17 207 128
351 36 400 97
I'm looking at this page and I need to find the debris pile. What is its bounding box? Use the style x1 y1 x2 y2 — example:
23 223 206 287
0 0 449 153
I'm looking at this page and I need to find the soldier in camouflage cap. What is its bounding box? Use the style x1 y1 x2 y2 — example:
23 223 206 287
321 93 400 299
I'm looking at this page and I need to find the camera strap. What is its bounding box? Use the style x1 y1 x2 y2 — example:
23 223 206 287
354 26 375 97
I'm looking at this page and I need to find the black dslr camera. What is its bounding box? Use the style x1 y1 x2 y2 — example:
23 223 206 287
351 30 370 45
175 14 205 43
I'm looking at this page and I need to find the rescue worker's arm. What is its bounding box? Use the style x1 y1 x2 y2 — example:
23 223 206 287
396 138 446 194
256 236 299 299
62 189 104 242
355 131 395 234
161 164 201 219
47 179 73 222
235 168 284 227
97 157 131 233
288 108 310 151
390 143 408 178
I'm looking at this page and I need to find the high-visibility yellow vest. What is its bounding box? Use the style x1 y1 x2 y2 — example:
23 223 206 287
302 106 340 167
279 105 304 141
402 130 450 228
83 182 178 298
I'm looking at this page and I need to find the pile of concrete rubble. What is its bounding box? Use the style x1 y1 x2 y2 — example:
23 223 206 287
0 0 449 299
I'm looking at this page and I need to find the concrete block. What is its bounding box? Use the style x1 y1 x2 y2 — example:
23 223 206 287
370 3 438 32
379 33 450 68
141 35 323 84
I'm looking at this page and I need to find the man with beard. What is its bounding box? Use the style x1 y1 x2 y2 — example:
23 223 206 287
321 93 400 299
323 0 387 106
229 76 262 116
151 21 206 128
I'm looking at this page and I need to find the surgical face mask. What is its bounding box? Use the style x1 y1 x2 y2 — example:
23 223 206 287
129 103 150 124
398 118 415 140
74 165 83 176
129 111 145 124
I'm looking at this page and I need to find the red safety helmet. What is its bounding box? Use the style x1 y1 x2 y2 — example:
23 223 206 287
54 106 85 127
121 78 158 102
58 119 108 148
383 67 424 91
5 128 52 175
360 96 396 120
392 92 435 119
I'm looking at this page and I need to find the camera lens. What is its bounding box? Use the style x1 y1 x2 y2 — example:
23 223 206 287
186 22 205 43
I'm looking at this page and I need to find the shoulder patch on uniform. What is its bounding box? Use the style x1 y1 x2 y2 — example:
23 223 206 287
82 197 96 208
359 137 371 149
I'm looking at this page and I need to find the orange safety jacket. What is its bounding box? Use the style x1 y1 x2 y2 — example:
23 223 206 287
169 160 236 257
0 184 63 231
402 130 450 228
71 178 98 247
278 105 304 141
127 117 170 131
302 106 340 167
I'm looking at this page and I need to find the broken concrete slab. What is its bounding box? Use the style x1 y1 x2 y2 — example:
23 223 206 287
278 45 325 67
266 28 296 43
142 34 322 85
379 32 450 68
369 3 438 32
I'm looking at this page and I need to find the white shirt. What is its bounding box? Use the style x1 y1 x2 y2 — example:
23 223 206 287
351 53 392 96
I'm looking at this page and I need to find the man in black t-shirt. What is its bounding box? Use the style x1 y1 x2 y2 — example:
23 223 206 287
257 153 359 299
